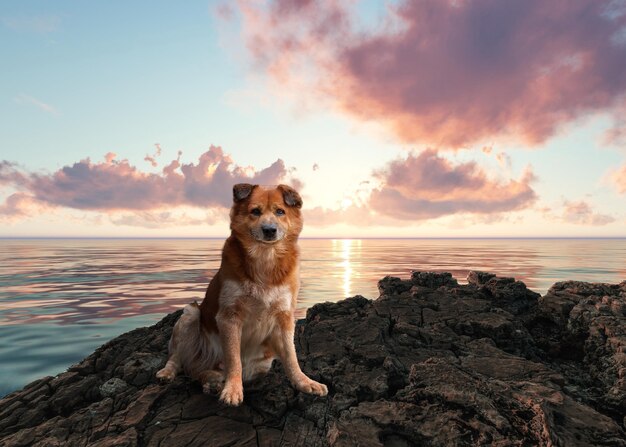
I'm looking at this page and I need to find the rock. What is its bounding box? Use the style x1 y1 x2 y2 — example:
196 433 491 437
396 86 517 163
531 280 626 424
411 271 459 289
0 271 625 446
467 270 540 316
99 378 128 398
377 276 412 296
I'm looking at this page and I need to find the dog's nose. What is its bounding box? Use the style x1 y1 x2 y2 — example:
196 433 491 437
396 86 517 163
262 225 277 239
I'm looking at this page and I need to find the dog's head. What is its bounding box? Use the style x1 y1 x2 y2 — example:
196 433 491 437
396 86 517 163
230 183 303 244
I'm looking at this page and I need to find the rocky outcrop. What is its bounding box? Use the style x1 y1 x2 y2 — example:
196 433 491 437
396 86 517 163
1 271 625 446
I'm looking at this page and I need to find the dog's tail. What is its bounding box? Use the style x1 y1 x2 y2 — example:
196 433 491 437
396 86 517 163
173 301 221 379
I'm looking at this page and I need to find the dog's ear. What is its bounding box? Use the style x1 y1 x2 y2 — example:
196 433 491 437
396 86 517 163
233 183 256 203
278 184 302 209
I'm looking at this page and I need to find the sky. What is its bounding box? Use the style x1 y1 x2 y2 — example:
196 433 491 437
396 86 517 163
1 0 626 238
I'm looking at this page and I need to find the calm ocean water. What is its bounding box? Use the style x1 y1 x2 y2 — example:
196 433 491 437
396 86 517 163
1 238 625 396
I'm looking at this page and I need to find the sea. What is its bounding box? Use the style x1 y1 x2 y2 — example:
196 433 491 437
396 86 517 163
1 238 625 397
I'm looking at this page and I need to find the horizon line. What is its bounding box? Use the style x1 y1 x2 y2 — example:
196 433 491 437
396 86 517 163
2 236 626 240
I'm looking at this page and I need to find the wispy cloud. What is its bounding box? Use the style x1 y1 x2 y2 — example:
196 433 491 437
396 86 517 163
237 0 626 147
608 163 626 194
214 3 235 21
603 97 626 146
144 144 164 168
561 200 615 226
2 15 61 33
110 210 219 229
14 94 59 116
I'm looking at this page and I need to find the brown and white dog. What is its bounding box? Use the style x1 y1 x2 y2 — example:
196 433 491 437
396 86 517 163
156 183 328 405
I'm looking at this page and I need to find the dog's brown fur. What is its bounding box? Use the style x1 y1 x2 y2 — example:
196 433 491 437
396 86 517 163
156 184 327 405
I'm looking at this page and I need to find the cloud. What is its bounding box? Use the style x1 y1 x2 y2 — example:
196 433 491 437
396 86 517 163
2 15 61 33
303 150 537 226
368 150 537 220
14 94 59 115
215 3 235 21
608 163 626 194
144 144 163 167
110 210 219 229
495 152 512 170
561 200 615 226
0 161 27 187
0 193 40 220
239 0 626 147
604 97 626 146
0 146 299 220
604 123 626 146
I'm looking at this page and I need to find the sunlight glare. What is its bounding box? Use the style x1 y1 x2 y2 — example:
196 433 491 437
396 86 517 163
341 239 353 297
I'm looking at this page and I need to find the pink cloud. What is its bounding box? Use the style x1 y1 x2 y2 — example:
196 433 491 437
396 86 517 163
561 200 615 226
0 162 27 187
369 150 537 220
144 144 163 167
239 0 626 147
0 193 39 220
110 210 218 229
604 125 626 146
604 98 626 145
609 163 626 194
0 146 298 216
144 155 158 168
104 152 117 164
302 150 537 226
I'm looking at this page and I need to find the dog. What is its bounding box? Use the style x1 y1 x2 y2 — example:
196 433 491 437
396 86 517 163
156 183 328 405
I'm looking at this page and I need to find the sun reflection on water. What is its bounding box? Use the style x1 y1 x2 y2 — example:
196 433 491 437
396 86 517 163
333 239 364 299
340 239 352 298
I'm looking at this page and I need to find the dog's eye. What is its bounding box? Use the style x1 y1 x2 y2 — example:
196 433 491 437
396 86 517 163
275 208 285 216
250 208 262 216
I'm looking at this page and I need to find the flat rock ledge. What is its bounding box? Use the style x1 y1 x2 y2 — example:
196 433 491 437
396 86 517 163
1 271 626 446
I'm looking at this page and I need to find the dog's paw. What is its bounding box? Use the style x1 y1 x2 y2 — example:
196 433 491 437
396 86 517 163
201 371 225 395
156 367 176 383
295 377 328 396
202 381 223 394
219 380 244 406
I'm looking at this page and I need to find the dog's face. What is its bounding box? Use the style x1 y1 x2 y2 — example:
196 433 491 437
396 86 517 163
230 184 303 245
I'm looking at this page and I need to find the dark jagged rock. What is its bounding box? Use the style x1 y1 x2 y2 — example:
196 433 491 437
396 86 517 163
411 271 459 289
530 280 626 427
467 271 540 316
1 271 625 446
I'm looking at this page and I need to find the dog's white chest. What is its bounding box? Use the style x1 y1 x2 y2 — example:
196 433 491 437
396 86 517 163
229 281 293 365
219 280 293 349
220 280 292 310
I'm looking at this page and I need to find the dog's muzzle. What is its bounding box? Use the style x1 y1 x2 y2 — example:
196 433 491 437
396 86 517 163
261 224 278 241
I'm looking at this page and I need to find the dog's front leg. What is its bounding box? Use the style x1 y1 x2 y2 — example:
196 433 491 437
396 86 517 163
216 307 244 406
273 311 328 397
